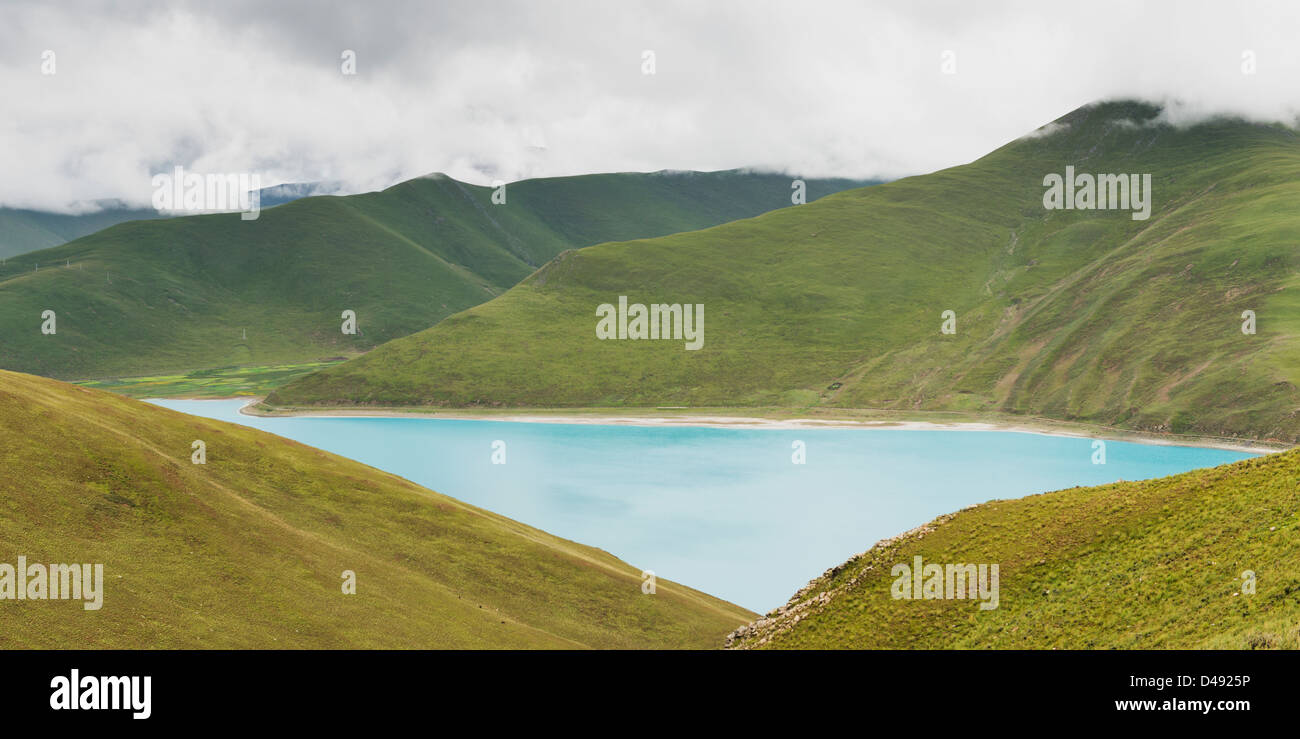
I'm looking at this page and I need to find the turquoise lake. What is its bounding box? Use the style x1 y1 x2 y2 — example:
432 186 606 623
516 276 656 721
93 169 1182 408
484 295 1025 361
149 399 1256 612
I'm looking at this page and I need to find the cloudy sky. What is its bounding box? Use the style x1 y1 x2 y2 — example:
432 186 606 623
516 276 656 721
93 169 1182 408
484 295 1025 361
3 0 1299 212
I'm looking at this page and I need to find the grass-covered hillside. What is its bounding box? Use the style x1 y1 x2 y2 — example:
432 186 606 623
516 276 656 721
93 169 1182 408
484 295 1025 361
727 447 1300 649
0 369 752 648
0 170 869 381
270 101 1300 443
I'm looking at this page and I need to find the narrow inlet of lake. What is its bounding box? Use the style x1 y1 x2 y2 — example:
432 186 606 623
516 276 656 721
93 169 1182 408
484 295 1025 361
149 399 1256 613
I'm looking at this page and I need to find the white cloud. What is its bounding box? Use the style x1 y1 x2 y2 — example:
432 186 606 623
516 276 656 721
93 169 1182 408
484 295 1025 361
2 0 1298 212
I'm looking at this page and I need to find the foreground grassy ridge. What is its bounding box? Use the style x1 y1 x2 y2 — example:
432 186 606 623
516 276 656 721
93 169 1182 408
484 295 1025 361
0 370 752 648
729 448 1300 649
271 102 1300 442
0 170 870 381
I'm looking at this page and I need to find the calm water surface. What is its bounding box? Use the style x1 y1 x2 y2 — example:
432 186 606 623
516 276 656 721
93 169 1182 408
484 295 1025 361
149 399 1255 612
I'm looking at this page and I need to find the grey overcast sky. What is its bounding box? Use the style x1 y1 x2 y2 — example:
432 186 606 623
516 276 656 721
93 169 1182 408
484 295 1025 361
2 0 1299 212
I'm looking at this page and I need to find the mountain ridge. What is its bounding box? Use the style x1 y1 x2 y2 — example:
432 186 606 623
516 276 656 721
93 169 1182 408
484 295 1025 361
267 100 1300 443
0 169 873 381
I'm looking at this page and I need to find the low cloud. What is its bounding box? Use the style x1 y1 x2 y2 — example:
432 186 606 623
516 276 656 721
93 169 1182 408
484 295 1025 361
2 0 1298 212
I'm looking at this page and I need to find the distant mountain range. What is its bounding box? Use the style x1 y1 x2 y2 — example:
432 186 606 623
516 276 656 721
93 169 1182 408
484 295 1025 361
0 182 346 259
0 204 163 259
0 170 875 380
269 102 1300 443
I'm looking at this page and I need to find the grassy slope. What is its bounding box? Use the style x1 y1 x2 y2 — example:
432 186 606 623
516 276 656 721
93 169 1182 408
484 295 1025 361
270 102 1300 443
727 448 1300 649
76 361 344 398
0 170 870 381
0 369 752 648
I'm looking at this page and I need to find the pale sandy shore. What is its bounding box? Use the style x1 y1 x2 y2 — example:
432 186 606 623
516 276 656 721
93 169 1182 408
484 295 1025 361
240 402 1286 455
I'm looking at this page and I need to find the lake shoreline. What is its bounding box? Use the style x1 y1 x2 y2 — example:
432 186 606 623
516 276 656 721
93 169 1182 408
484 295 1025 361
240 401 1286 455
150 395 1267 612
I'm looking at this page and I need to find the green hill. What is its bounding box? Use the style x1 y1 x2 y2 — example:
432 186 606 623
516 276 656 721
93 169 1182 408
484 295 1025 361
0 369 752 648
0 170 870 381
725 447 1300 649
269 102 1300 443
